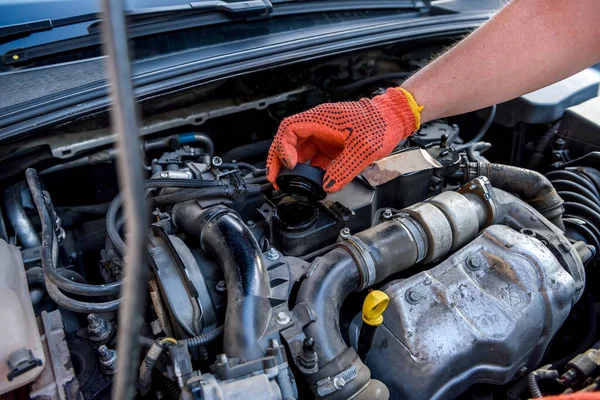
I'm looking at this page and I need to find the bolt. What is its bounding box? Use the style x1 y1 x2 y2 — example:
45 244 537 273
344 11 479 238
215 280 226 292
382 209 393 220
87 314 112 342
247 220 256 228
217 354 228 364
266 247 280 260
212 156 223 167
333 377 346 390
466 255 481 270
303 337 315 350
340 228 351 240
405 289 422 304
97 345 117 374
275 311 291 325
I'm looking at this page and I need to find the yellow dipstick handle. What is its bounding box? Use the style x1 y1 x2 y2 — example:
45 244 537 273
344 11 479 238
362 290 390 326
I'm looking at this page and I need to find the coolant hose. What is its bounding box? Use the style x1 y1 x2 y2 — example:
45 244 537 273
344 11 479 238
172 203 271 362
465 162 566 230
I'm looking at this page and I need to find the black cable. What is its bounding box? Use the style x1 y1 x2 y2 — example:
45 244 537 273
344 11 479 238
107 186 235 256
150 187 233 206
144 178 223 189
100 0 149 397
139 325 224 349
26 169 123 296
219 162 258 171
324 72 411 93
455 105 497 151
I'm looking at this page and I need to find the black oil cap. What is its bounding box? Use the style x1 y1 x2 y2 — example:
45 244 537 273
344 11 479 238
275 164 326 202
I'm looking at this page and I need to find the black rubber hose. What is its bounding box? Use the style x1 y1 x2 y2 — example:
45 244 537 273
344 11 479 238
221 139 272 163
563 202 600 229
474 163 565 230
138 325 224 349
172 204 270 362
558 191 600 214
45 276 120 312
547 170 600 199
527 121 561 170
26 267 86 289
552 180 600 206
563 217 600 253
26 169 122 296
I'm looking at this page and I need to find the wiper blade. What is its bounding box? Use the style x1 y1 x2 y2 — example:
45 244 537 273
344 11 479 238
0 14 99 44
129 0 272 19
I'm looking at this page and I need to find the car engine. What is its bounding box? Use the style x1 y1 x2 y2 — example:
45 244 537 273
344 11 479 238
1 43 600 400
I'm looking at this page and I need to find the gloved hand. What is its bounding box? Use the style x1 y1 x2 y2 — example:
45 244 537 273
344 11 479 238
266 87 423 193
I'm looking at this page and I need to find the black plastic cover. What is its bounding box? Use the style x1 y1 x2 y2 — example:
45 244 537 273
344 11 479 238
275 164 326 202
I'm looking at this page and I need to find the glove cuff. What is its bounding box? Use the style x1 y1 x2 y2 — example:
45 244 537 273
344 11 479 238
397 87 424 130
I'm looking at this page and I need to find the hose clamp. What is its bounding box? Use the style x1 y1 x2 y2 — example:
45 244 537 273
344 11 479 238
339 236 376 291
396 215 427 263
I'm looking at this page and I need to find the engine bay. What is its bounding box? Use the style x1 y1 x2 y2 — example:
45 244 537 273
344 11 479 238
2 39 600 399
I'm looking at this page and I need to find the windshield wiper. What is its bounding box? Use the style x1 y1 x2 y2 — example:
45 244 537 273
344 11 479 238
0 14 99 44
2 0 428 67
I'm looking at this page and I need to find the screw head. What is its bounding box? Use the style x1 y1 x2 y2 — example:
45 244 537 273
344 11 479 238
466 255 481 270
405 289 422 304
212 156 223 167
275 311 291 325
340 228 351 239
333 377 346 390
247 220 256 228
216 280 227 292
266 247 280 260
382 209 393 220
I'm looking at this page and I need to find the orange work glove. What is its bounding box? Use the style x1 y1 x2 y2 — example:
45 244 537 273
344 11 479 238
266 87 423 193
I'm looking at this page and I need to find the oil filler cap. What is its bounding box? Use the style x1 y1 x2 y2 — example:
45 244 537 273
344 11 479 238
276 164 326 202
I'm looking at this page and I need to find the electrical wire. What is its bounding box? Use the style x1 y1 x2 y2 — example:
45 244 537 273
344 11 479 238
455 105 497 151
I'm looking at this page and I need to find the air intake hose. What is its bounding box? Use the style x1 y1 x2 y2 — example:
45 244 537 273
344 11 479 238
172 202 271 362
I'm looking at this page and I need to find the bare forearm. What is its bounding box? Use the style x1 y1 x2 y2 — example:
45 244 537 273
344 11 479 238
402 0 600 123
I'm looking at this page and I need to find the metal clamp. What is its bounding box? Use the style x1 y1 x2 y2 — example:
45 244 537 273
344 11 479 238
315 365 358 397
458 176 496 226
338 236 376 291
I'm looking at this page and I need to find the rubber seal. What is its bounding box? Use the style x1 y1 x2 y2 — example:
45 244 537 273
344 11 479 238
276 164 326 202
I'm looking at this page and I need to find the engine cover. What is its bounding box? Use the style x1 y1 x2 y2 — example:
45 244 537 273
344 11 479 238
364 225 579 400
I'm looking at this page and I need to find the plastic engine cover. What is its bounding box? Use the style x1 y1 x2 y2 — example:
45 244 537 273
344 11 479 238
364 225 578 400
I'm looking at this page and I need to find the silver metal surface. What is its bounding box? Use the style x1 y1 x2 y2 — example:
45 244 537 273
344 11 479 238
403 202 453 263
360 148 442 187
365 225 580 400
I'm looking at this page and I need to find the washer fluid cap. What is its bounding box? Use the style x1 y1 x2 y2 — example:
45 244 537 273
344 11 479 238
276 164 326 202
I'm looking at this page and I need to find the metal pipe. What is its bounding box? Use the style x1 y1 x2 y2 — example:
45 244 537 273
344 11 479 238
4 185 40 248
100 0 149 398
